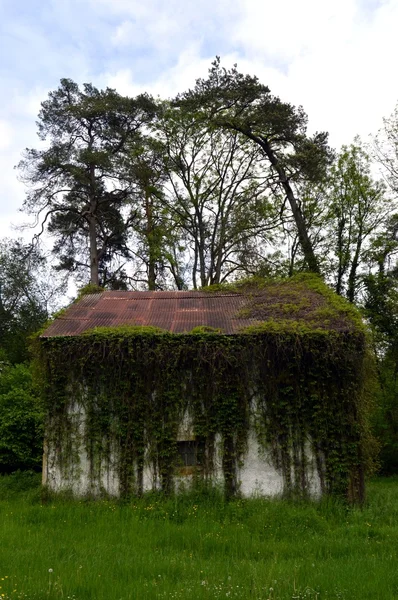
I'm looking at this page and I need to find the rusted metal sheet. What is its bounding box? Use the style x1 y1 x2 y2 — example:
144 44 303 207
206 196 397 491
41 291 259 337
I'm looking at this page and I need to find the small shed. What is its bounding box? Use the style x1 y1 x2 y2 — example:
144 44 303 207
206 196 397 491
38 275 370 502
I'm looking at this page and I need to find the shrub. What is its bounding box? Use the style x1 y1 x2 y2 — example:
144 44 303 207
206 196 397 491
0 363 44 473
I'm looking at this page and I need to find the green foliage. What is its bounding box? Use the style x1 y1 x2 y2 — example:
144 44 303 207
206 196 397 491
0 470 41 499
76 283 105 300
176 58 334 273
83 325 167 337
190 326 223 334
364 271 398 474
18 79 158 286
177 58 332 186
36 277 372 502
321 142 389 302
0 363 44 472
0 239 60 363
204 273 366 333
371 359 398 475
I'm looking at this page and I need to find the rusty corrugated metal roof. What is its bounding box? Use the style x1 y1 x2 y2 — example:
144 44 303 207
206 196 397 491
41 281 358 338
41 291 261 337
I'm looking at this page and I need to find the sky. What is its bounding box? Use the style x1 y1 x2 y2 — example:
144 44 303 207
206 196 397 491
1 0 398 242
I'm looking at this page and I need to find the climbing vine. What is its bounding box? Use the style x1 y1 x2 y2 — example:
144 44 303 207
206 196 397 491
35 275 375 503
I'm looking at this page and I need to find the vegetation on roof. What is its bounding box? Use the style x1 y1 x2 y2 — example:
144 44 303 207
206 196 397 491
75 283 105 300
203 273 364 333
43 274 365 339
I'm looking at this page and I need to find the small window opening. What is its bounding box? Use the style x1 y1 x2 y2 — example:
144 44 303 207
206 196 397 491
177 440 204 467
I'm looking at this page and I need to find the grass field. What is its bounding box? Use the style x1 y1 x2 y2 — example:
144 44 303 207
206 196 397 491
0 474 397 600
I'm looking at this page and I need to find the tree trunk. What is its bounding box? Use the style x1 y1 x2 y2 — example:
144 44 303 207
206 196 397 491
145 190 156 291
88 164 99 286
229 126 321 274
88 209 99 286
260 139 320 274
335 217 346 296
347 231 363 303
197 223 207 287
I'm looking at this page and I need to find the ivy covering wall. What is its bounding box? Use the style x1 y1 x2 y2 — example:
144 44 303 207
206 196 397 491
36 276 374 503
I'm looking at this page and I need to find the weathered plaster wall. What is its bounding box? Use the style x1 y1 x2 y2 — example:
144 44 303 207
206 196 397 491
42 403 321 498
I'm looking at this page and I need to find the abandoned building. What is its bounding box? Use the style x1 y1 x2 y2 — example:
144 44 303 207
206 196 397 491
38 275 369 502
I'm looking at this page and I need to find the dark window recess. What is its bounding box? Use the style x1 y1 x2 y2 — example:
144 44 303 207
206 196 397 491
177 440 204 467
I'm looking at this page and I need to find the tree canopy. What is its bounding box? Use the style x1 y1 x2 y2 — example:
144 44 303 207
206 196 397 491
175 58 334 273
18 79 158 287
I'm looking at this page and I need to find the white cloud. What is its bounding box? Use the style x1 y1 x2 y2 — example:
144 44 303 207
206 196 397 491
234 0 357 62
0 85 51 238
1 0 398 246
106 44 212 99
226 0 398 145
111 21 137 46
0 121 13 151
103 0 398 147
111 15 181 52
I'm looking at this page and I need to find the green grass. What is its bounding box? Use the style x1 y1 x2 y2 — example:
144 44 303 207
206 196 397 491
0 474 397 599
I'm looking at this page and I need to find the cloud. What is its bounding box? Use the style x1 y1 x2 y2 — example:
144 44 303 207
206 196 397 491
234 0 357 63
228 0 398 145
111 16 181 52
101 0 398 147
0 121 13 151
1 0 398 244
0 84 50 238
105 44 211 99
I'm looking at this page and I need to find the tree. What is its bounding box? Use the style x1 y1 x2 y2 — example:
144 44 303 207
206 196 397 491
363 239 398 474
322 143 390 302
0 239 64 363
159 105 281 288
126 138 183 290
18 79 157 286
175 58 333 274
373 102 398 196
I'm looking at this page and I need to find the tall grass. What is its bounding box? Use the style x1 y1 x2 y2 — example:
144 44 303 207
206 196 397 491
0 473 397 599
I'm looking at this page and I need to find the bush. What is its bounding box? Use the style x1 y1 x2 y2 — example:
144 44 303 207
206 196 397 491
0 363 44 473
0 470 41 499
372 360 398 475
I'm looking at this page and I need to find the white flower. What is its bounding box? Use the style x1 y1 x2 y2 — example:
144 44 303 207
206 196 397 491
48 569 53 573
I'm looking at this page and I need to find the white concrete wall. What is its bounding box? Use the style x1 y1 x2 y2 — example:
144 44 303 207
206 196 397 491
43 404 321 498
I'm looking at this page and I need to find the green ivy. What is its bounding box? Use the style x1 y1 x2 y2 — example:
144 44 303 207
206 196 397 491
35 332 373 503
33 275 374 503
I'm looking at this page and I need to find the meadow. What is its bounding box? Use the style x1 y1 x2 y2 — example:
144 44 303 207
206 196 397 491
0 474 397 600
